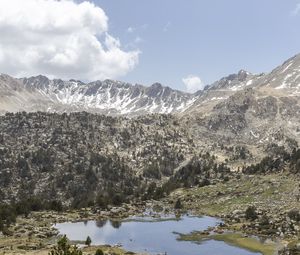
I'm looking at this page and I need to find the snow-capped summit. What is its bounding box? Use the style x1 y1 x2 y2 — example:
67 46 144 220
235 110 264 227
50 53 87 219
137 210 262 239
0 75 197 115
0 53 300 116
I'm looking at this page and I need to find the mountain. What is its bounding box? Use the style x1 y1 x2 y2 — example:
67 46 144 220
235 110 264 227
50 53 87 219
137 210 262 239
0 75 196 115
0 54 300 248
256 53 300 92
0 53 299 116
182 70 263 116
207 69 257 91
181 54 300 170
0 112 193 204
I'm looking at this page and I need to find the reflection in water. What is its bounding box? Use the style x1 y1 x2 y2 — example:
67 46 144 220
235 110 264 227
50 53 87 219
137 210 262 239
96 219 122 229
110 220 122 229
56 215 261 255
96 220 108 228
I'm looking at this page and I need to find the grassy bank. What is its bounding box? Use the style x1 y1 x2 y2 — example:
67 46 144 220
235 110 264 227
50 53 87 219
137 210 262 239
178 232 276 255
0 245 135 255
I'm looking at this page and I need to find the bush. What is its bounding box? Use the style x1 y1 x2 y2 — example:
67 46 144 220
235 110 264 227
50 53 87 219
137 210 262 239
49 235 82 255
0 204 16 230
2 227 13 236
287 209 300 221
174 198 183 209
259 215 269 227
245 206 257 221
96 194 109 209
48 200 63 212
95 249 104 255
111 193 124 206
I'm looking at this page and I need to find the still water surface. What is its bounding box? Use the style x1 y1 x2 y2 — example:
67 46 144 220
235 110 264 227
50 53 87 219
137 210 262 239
55 215 261 255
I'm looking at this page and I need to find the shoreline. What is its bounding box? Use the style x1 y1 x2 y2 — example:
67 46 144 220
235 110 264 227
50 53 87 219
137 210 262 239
1 172 299 254
0 208 281 255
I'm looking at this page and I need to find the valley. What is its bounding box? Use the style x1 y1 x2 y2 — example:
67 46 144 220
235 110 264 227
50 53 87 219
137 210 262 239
0 53 300 255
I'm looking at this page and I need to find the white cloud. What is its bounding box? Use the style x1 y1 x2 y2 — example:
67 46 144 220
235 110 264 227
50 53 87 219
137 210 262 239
182 75 204 93
125 36 143 50
291 2 300 16
127 27 135 33
0 0 139 81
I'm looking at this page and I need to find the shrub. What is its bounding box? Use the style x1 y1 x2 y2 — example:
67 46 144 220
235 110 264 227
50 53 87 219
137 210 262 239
287 209 300 221
245 206 257 221
49 235 82 255
48 200 63 212
259 215 269 226
95 249 104 255
174 198 183 209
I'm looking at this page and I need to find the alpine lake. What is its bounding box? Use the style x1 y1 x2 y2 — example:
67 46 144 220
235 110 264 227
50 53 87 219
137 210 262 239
55 213 276 255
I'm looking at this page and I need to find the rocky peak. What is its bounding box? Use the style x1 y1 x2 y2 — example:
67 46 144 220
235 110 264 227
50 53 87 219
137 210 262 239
237 69 251 81
0 74 196 115
69 79 83 84
146 83 165 97
0 52 299 117
0 74 24 92
256 53 300 91
20 75 53 93
150 82 163 89
206 69 255 92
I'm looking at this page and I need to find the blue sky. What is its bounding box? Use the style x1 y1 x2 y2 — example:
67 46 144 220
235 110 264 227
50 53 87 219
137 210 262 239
92 0 300 91
0 0 299 92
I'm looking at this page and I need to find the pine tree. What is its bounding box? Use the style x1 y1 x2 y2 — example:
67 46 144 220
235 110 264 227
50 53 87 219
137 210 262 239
174 198 183 209
85 236 92 246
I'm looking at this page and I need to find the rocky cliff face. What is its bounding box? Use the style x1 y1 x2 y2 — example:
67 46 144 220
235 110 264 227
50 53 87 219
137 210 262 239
0 75 196 115
256 53 300 91
0 53 299 118
184 54 300 143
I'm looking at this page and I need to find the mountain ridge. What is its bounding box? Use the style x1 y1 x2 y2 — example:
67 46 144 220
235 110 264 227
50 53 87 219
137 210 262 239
0 74 197 115
0 53 299 116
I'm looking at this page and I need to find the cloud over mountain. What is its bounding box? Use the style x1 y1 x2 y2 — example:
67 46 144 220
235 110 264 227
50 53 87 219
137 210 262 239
182 75 204 93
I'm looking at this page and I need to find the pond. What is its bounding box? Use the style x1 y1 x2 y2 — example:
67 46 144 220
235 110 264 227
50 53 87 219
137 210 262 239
55 214 262 255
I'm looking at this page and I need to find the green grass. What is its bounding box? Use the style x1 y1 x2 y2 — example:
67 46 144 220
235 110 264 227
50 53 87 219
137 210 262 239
178 232 276 255
211 233 276 255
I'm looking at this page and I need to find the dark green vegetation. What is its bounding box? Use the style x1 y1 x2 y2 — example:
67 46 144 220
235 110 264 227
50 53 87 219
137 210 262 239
174 198 183 209
95 249 104 255
0 197 62 233
243 145 300 174
0 111 300 254
49 235 82 255
85 236 92 246
245 206 258 221
0 112 233 211
167 154 230 188
0 112 190 206
142 152 232 200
